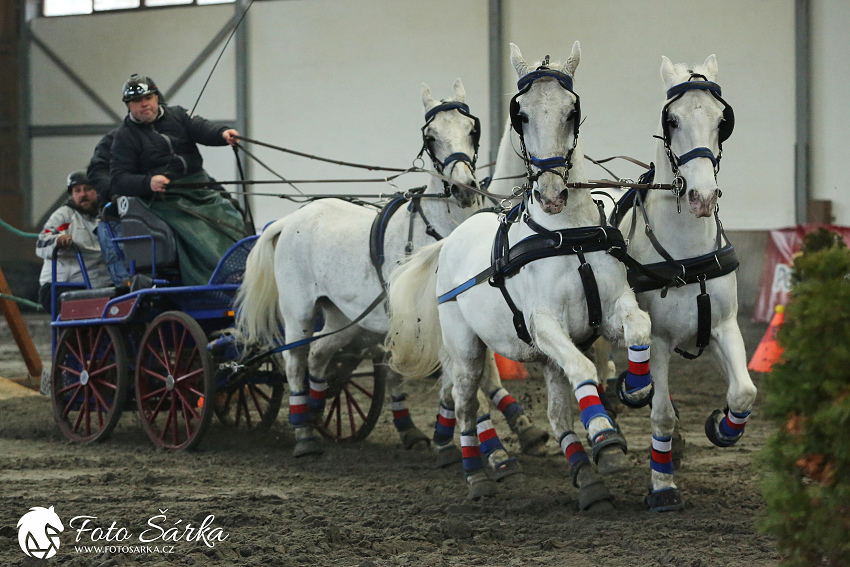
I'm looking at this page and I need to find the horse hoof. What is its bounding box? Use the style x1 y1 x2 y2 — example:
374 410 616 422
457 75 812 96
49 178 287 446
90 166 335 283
400 427 431 450
595 445 630 476
616 371 653 409
578 479 613 511
432 443 463 469
492 457 523 482
517 424 550 456
590 429 628 467
293 437 323 458
705 408 743 448
645 487 685 512
465 471 497 501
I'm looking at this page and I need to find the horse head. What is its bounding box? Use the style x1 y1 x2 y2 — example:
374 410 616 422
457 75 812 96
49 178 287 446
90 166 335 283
659 54 733 218
509 41 582 215
420 79 480 208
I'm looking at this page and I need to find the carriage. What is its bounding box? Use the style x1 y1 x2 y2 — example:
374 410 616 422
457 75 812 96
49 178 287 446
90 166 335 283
47 196 386 450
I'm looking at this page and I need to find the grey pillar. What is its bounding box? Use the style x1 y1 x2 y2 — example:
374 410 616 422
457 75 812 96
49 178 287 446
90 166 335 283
794 0 810 225
488 0 504 165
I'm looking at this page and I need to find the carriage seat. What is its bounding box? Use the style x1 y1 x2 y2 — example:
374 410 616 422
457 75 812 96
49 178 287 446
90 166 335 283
117 196 179 276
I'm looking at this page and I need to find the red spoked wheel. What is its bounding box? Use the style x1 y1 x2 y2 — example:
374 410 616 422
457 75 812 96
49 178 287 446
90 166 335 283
135 311 214 450
214 356 284 429
316 353 386 443
51 325 129 443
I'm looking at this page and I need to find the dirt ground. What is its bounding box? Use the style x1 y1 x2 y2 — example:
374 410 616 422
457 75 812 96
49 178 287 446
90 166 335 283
0 313 780 567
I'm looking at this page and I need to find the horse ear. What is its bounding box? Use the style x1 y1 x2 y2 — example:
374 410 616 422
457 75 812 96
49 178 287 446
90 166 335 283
422 83 436 109
453 78 466 103
565 40 581 76
660 55 678 89
510 43 530 77
702 54 718 81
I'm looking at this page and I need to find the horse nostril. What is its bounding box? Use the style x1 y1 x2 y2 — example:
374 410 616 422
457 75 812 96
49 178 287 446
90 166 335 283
688 189 700 203
559 189 569 202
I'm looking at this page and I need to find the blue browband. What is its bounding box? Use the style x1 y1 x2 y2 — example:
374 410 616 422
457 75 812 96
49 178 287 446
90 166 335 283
424 101 472 123
529 155 570 171
666 80 721 100
677 147 718 167
517 69 574 93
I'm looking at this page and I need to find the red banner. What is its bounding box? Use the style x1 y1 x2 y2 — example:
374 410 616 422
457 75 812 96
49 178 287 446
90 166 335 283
753 225 850 322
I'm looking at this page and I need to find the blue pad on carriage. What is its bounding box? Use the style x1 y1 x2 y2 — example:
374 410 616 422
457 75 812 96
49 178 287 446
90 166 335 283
117 197 179 274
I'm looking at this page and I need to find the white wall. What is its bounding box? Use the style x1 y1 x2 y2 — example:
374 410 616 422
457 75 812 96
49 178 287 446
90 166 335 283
811 1 850 224
246 0 489 228
503 0 796 230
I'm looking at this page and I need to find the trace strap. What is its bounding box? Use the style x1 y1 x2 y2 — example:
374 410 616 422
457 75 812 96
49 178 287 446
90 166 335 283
236 290 387 368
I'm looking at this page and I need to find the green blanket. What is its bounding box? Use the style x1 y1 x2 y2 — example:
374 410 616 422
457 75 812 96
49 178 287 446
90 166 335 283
145 172 248 286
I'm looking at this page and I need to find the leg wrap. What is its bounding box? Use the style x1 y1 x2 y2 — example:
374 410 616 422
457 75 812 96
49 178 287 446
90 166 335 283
650 434 674 475
476 414 505 458
595 383 617 420
433 403 456 445
390 394 414 432
490 388 523 422
308 374 327 414
559 431 590 487
719 409 749 438
460 429 484 476
575 380 614 430
617 345 653 408
289 390 311 427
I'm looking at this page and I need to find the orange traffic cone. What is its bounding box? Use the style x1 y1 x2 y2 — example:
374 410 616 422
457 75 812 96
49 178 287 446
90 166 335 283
495 353 529 380
748 305 785 373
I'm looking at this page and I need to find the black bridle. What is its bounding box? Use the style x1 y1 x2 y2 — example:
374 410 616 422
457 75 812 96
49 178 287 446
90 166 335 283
657 73 736 209
509 57 581 190
416 101 481 196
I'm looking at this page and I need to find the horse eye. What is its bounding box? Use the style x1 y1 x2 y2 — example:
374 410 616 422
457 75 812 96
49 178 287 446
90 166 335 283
666 117 679 129
519 113 529 123
424 134 436 143
567 110 577 121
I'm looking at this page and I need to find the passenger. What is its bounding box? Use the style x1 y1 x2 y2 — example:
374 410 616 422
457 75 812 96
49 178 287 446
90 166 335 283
88 128 131 286
36 170 112 312
109 73 248 285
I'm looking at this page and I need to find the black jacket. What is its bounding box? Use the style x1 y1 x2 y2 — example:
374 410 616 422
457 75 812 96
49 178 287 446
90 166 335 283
109 104 228 198
87 128 118 207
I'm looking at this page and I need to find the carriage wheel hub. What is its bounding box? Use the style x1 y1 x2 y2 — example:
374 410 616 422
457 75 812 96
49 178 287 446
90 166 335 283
79 370 89 385
166 374 175 390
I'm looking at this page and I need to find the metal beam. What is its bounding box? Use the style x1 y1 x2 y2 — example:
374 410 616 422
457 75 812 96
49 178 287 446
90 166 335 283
30 124 119 137
19 12 32 228
795 0 811 225
163 11 241 102
235 0 252 213
29 32 123 124
488 0 504 165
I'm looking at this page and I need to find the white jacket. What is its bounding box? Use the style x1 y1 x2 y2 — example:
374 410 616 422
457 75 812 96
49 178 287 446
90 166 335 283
37 204 112 288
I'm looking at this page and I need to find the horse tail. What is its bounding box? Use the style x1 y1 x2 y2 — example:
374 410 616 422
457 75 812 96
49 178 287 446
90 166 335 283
234 218 287 346
386 240 445 378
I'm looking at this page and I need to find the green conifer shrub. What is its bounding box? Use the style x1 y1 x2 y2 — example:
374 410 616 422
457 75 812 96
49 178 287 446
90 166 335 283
758 229 850 566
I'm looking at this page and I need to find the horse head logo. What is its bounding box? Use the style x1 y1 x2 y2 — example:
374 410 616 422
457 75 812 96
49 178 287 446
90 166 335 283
17 506 64 559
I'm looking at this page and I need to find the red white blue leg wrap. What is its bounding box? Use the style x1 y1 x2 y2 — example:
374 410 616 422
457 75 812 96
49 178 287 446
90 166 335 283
476 414 505 458
650 434 674 475
575 381 615 430
433 403 456 445
390 394 415 432
625 345 652 392
308 375 327 414
289 391 311 427
560 430 590 468
719 409 750 439
460 429 484 475
490 388 523 422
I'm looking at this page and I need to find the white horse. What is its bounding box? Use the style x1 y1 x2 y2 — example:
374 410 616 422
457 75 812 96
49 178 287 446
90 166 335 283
234 80 545 459
387 42 652 506
611 55 757 511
